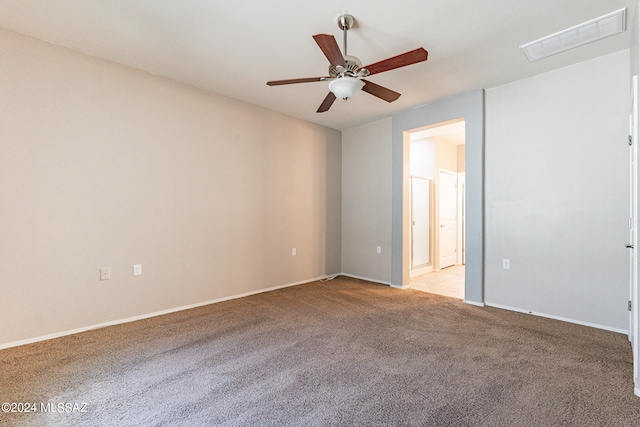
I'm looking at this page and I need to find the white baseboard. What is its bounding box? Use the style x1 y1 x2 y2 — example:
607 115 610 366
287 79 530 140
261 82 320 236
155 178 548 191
339 273 392 287
409 265 432 278
485 302 628 335
464 299 485 307
0 276 326 350
10 276 625 350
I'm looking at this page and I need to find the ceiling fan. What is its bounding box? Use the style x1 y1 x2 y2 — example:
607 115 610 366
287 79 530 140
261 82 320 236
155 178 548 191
267 14 428 113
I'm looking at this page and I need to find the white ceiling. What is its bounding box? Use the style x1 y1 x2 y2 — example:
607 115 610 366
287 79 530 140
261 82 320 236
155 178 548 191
0 0 635 130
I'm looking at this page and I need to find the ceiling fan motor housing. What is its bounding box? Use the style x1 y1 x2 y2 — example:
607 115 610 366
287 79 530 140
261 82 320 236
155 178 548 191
329 56 357 77
329 55 369 78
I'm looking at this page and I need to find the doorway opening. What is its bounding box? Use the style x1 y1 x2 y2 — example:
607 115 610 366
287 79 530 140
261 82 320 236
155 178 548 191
407 118 466 299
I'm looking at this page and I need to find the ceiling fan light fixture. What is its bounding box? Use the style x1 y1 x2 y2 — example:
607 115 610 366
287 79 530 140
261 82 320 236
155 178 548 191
328 77 364 100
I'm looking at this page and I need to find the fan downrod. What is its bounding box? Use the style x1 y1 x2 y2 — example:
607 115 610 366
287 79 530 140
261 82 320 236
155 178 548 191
330 14 368 78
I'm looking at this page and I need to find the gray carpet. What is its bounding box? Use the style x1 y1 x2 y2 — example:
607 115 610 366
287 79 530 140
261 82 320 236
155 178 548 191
1 276 639 426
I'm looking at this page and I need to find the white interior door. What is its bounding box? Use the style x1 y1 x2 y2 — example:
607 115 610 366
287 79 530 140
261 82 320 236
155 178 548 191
457 173 466 265
411 177 431 268
439 170 457 269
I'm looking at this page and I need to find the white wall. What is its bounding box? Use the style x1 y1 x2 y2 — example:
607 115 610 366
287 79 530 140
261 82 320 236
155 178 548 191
341 118 393 283
485 50 630 332
0 30 342 347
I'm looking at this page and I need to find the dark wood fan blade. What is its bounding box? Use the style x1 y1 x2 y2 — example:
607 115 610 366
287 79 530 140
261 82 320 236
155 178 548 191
361 80 401 103
317 92 337 113
313 34 346 68
362 48 428 76
267 77 330 86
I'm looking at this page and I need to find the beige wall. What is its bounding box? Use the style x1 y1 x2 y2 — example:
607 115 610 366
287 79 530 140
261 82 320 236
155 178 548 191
0 30 341 347
434 137 458 173
457 144 466 172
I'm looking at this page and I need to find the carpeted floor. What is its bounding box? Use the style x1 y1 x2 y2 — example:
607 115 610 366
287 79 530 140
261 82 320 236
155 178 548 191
1 276 639 426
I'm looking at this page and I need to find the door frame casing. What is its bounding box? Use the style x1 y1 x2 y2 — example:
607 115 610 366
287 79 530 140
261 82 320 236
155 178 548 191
631 75 639 396
391 90 484 306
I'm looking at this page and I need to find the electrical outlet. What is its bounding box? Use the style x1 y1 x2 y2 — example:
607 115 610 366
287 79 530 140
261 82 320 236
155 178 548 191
292 248 296 256
133 264 142 276
502 259 510 270
100 267 110 281
377 246 382 254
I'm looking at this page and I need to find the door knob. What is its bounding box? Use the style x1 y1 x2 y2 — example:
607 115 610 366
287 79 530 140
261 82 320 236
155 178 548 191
626 243 634 249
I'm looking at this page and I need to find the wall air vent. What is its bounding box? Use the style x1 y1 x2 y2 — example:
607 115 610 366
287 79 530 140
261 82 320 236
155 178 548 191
519 8 626 62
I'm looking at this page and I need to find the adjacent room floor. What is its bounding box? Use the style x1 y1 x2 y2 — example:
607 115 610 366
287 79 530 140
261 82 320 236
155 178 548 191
410 265 465 299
